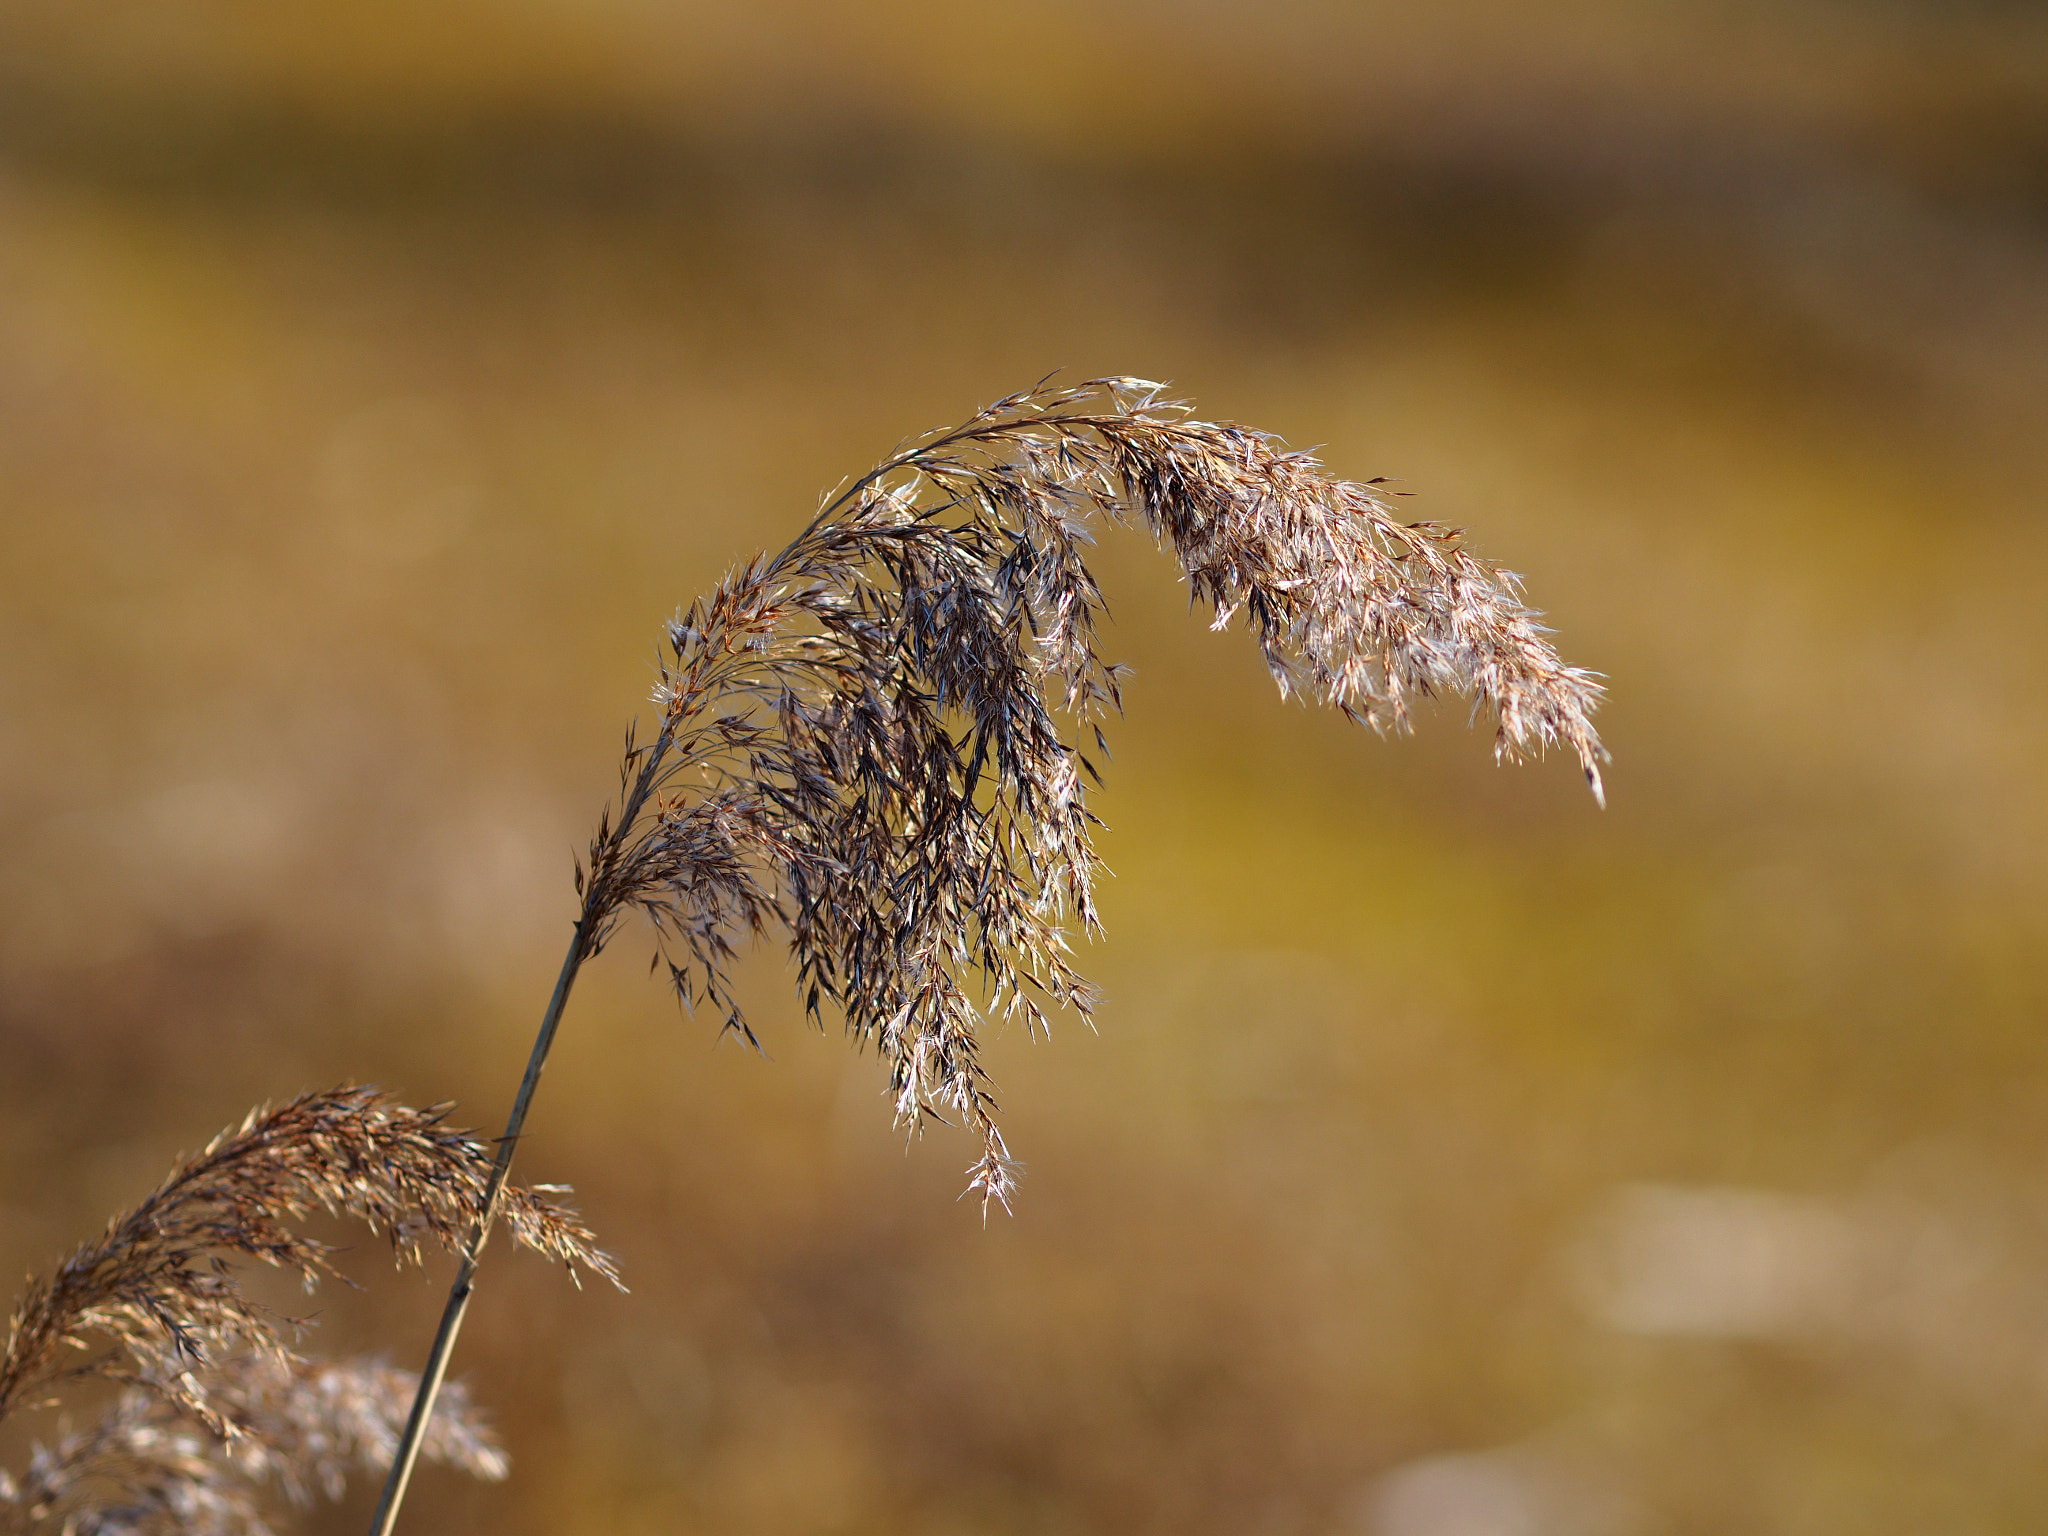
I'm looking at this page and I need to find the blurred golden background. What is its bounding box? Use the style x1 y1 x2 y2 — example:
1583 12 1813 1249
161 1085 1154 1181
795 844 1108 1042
3 2 2047 1532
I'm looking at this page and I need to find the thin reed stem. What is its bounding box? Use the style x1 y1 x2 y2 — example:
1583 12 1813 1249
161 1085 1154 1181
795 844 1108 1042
363 925 586 1536
368 732 674 1536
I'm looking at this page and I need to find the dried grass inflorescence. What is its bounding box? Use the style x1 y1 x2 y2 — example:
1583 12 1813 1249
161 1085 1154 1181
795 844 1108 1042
0 1088 615 1532
0 1357 503 1536
574 379 1607 1212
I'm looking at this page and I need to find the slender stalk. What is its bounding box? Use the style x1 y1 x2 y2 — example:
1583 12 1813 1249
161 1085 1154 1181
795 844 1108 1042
364 919 588 1536
369 732 674 1535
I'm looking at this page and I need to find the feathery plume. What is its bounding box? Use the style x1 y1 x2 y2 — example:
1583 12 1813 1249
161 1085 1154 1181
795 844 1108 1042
580 377 1607 1211
0 1087 615 1434
369 377 1606 1534
0 1355 505 1536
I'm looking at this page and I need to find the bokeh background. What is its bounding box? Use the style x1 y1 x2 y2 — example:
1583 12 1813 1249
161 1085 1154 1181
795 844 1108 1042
3 2 2047 1532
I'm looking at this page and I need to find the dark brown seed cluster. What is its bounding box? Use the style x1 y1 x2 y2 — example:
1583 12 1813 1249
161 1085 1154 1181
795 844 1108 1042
572 379 1607 1212
0 1088 615 1532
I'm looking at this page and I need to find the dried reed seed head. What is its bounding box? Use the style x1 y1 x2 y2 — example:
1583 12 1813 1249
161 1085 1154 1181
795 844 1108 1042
576 379 1606 1212
0 1088 619 1437
0 1354 504 1536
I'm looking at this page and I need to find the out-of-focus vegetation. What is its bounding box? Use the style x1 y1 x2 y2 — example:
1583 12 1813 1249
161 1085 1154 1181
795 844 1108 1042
2 2 2046 1532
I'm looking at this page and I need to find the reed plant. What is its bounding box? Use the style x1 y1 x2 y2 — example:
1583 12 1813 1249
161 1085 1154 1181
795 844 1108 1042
2 379 1604 1533
0 1089 615 1533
